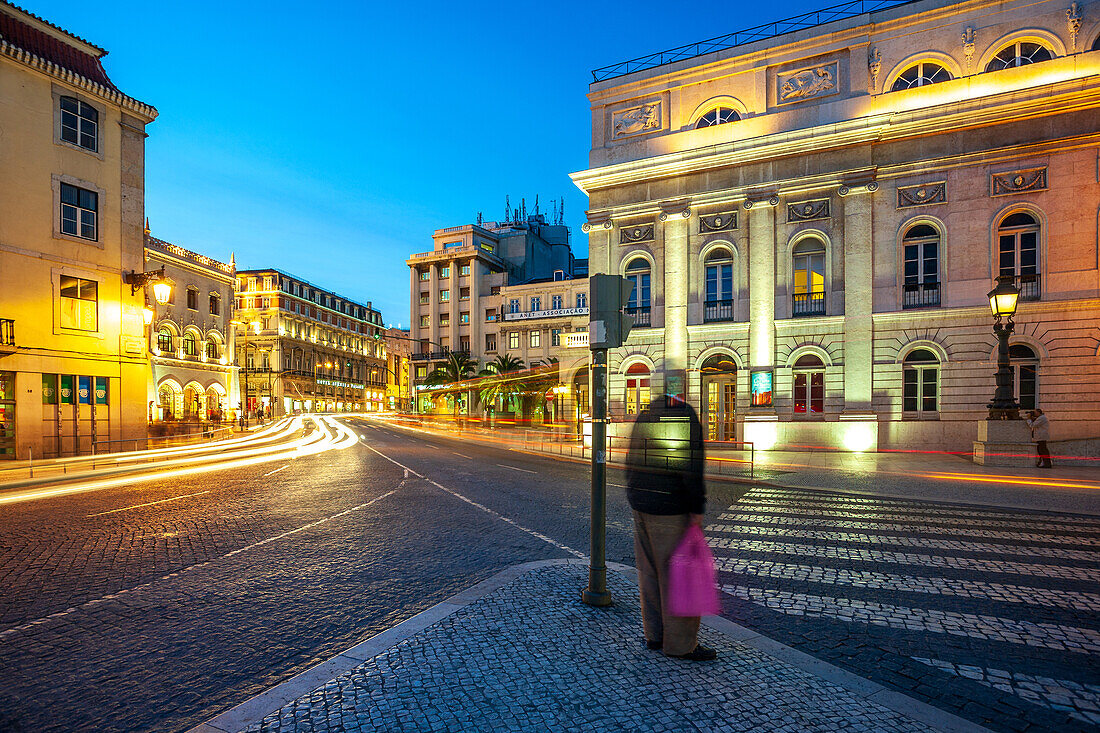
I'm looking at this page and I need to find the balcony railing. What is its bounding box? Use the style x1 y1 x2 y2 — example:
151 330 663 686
0 319 13 353
703 299 735 323
902 281 940 309
792 291 826 317
625 306 652 327
1014 273 1041 302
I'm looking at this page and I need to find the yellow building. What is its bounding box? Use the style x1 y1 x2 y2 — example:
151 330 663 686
0 2 158 459
384 327 412 411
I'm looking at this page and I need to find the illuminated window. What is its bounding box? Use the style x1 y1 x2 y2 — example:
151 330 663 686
1010 344 1038 411
625 363 651 416
460 264 471 276
890 62 952 91
440 266 450 278
624 258 651 327
902 224 940 309
439 314 450 327
530 330 541 348
183 331 199 357
704 248 735 322
903 349 938 415
792 355 825 415
59 276 98 331
694 107 739 128
792 238 826 316
60 183 97 240
551 329 561 346
206 338 220 360
209 294 220 315
997 212 1041 300
440 289 450 302
59 96 98 151
419 270 430 282
985 41 1053 72
157 328 173 352
420 315 429 327
508 332 520 349
460 312 470 324
486 334 497 352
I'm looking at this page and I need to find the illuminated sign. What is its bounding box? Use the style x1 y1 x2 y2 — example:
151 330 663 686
504 307 589 322
751 370 773 407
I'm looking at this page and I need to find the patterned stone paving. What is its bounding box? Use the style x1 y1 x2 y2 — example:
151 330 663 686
710 488 1100 732
241 565 937 733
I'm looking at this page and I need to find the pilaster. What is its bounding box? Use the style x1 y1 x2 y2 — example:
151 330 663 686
840 184 875 411
660 199 691 372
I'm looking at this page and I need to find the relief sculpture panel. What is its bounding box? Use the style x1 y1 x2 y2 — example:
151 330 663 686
777 62 839 104
612 102 662 139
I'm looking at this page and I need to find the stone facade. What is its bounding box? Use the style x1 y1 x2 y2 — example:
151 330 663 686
572 0 1100 451
0 3 157 458
145 235 236 423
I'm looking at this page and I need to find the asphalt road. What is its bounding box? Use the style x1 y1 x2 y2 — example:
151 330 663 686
0 419 1096 732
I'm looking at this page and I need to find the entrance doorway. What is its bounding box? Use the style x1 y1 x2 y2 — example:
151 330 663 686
701 354 737 441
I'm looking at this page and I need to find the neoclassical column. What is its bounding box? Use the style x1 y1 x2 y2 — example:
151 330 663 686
582 214 614 275
839 182 877 412
660 199 692 373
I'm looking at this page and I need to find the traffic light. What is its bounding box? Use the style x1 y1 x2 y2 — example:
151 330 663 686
588 274 635 349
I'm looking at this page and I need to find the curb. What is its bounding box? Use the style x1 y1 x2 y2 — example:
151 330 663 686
186 558 993 733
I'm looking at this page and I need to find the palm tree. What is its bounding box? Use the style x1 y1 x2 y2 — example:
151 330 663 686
482 353 526 376
425 352 477 385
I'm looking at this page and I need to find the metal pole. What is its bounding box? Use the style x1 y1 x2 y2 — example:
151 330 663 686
988 318 1019 419
582 347 612 607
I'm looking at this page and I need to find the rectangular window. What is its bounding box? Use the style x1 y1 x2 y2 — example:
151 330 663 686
261 297 270 309
440 315 450 327
440 290 450 302
903 367 938 413
60 374 74 404
60 183 98 240
94 377 108 405
509 299 520 314
485 309 497 322
793 371 824 414
486 334 497 351
59 275 98 331
60 96 98 151
420 292 429 304
187 289 198 310
264 277 273 290
460 312 470 324
420 315 430 327
209 295 220 315
440 266 450 278
490 286 501 295
460 337 470 352
42 374 57 405
552 295 563 310
552 329 561 346
530 330 541 348
509 332 520 349
420 270 430 281
460 264 471 276
460 287 470 300
530 297 541 312
417 366 428 379
577 293 587 308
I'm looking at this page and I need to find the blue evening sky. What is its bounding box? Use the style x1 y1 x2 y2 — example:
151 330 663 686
31 0 818 325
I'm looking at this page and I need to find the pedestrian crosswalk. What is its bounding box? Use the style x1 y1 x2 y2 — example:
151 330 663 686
707 487 1100 729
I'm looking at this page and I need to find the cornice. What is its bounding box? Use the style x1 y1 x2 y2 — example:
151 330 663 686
0 38 157 121
573 72 1100 194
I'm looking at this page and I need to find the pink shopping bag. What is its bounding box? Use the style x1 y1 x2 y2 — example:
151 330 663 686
667 524 721 617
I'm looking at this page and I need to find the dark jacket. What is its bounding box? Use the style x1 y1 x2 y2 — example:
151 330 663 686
624 397 706 515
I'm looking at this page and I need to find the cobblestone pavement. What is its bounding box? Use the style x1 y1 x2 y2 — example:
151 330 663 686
710 487 1100 732
240 564 937 733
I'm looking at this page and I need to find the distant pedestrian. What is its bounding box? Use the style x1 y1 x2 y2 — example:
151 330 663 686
1026 409 1053 468
624 392 717 661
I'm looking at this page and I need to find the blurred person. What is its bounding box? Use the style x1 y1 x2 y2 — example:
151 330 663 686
1026 409 1053 468
624 386 717 661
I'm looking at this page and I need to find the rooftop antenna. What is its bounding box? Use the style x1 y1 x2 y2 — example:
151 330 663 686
535 194 539 216
477 211 483 225
560 197 565 225
505 195 511 223
521 197 527 221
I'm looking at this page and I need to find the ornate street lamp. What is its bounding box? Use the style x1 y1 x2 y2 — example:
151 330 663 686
125 267 173 303
986 275 1020 420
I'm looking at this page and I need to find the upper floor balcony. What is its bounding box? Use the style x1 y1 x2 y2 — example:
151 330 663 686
626 306 652 328
703 299 735 323
792 291 826 318
903 282 940 310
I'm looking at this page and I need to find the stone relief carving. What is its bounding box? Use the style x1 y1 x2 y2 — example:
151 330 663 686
991 168 1048 196
962 27 976 73
777 62 838 104
1067 3 1082 51
868 48 881 94
787 199 830 222
699 211 738 233
612 102 661 138
619 223 655 244
897 182 947 208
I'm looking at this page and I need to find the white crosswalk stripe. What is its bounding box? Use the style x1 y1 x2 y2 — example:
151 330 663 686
724 504 1095 531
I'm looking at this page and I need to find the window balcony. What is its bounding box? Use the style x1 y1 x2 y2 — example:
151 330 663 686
792 291 826 317
625 306 651 327
902 281 940 309
0 319 14 355
703 299 735 323
1014 273 1041 302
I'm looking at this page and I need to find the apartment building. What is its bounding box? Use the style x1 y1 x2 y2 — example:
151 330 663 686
234 269 386 415
572 0 1100 451
0 2 157 458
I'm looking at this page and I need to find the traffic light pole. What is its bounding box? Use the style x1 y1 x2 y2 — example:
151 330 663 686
581 346 612 607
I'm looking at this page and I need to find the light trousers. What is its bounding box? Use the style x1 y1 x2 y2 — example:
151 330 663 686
633 510 700 656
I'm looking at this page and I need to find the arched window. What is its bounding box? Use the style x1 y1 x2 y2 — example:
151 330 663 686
1010 344 1038 411
792 238 826 316
704 248 735 322
157 383 177 420
624 258 651 327
1093 34 1100 52
985 41 1053 72
793 355 825 415
891 61 952 91
997 212 1041 300
903 349 939 415
206 337 220 360
695 107 740 128
625 363 651 416
701 354 737 441
182 331 199 357
157 327 173 352
902 224 940 308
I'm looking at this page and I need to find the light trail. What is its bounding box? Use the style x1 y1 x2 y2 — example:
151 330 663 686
86 491 211 517
262 465 290 478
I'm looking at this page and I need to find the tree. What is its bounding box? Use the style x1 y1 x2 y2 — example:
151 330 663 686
425 352 478 385
482 354 526 376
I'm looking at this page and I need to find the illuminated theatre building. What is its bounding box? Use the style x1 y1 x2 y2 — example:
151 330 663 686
0 2 157 459
234 270 387 415
572 0 1100 453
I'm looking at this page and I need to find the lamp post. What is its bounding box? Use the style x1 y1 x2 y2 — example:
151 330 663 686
312 358 333 413
232 319 261 427
987 275 1021 420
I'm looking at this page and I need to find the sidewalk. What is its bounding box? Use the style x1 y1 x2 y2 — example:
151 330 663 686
188 560 989 733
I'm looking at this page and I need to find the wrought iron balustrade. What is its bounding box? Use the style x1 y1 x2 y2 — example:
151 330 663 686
1014 273 1041 302
902 281 940 309
703 299 735 322
792 291 826 317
